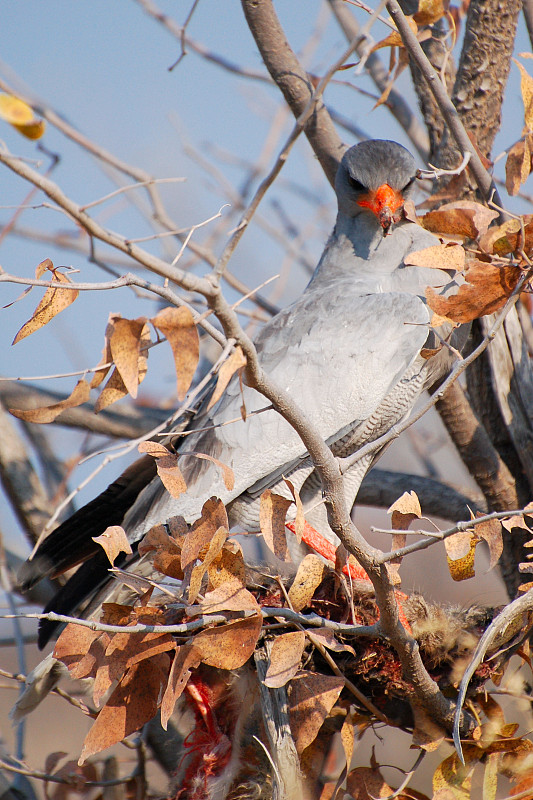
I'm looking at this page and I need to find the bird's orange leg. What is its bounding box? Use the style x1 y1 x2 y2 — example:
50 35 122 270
285 520 412 633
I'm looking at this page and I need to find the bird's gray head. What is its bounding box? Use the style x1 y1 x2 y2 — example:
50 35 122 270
335 140 417 234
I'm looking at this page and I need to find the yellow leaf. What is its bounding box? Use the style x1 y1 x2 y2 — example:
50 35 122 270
0 94 46 140
514 59 533 132
445 530 478 581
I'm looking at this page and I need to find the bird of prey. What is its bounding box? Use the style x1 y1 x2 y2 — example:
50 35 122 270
19 139 460 647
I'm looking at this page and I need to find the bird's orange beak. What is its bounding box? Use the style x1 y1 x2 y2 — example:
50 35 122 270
357 183 405 234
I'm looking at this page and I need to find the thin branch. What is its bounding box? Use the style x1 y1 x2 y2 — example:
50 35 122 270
385 0 503 208
378 506 533 564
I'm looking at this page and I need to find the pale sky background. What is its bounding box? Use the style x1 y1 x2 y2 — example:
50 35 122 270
0 1 530 584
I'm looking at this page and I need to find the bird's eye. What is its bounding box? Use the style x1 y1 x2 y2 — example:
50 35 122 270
348 175 366 192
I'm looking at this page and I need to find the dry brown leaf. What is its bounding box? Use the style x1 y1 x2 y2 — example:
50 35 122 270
340 714 355 774
150 306 199 400
346 766 395 799
181 497 228 570
188 525 228 603
60 629 111 682
260 489 291 562
264 631 306 688
54 624 101 674
420 201 499 239
432 748 478 799
13 260 78 344
414 0 447 24
502 514 532 533
287 554 326 612
307 628 355 655
474 515 503 571
387 491 421 581
283 477 305 542
90 313 118 389
138 524 185 580
426 259 521 323
387 491 421 529
92 525 133 566
100 603 133 626
187 583 261 616
105 629 175 672
185 452 235 491
160 645 202 730
78 655 169 764
444 530 477 581
109 317 148 398
137 442 188 499
138 441 171 458
10 379 90 424
207 543 247 589
404 243 465 271
479 216 533 257
192 614 262 670
506 136 533 196
207 345 247 410
288 671 344 755
0 93 45 139
515 59 533 131
157 456 188 499
94 319 150 410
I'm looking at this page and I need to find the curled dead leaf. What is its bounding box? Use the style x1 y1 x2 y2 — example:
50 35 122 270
150 306 199 400
0 93 45 139
192 614 262 670
10 379 90 424
264 631 306 688
287 554 325 612
207 346 247 410
288 671 344 755
505 136 533 196
420 201 499 239
260 489 291 562
109 317 148 398
160 645 202 730
78 655 169 764
13 260 78 344
426 259 521 323
444 530 478 581
92 525 133 566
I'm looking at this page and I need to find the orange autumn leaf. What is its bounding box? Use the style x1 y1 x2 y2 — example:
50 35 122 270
10 379 90 424
0 93 45 139
13 259 78 344
150 306 199 401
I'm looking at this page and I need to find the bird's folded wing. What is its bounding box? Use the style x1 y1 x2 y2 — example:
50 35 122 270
124 289 433 538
